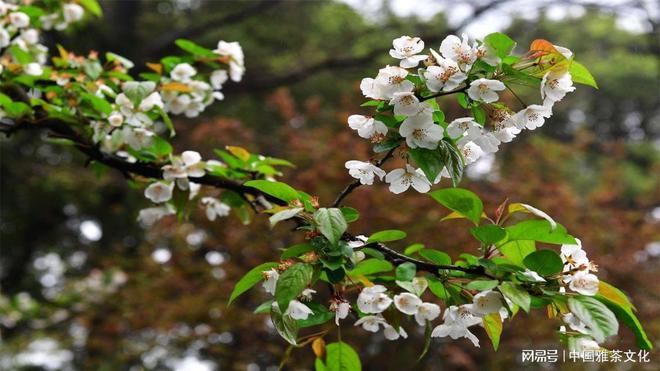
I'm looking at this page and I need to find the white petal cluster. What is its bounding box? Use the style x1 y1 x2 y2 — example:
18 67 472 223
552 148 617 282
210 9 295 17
357 285 392 314
213 40 245 82
161 61 226 118
346 35 580 195
431 305 483 347
560 239 599 296
354 315 408 341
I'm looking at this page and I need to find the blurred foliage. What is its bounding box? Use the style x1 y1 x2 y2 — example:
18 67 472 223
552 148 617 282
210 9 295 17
1 0 658 370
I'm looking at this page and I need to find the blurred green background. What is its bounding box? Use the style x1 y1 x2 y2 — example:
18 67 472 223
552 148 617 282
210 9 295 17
1 0 658 369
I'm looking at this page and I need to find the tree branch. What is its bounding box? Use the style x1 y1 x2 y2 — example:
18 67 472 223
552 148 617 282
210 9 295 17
332 145 398 207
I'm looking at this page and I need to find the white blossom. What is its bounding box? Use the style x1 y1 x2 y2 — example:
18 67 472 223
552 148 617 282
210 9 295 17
389 36 426 68
468 290 504 317
262 268 279 295
561 239 589 271
467 78 506 103
513 104 552 130
330 300 350 325
347 115 388 139
439 34 476 71
347 235 368 249
285 300 313 320
459 141 485 165
108 112 123 127
354 315 386 332
0 28 9 48
521 269 546 282
393 293 422 315
137 205 175 227
23 63 43 76
345 160 386 185
162 151 206 188
373 65 414 99
170 63 197 82
390 91 421 116
144 181 174 203
210 69 228 89
300 288 316 301
414 302 441 326
200 197 230 221
214 40 244 82
62 3 84 23
9 12 30 28
385 165 431 194
568 271 599 296
431 305 482 347
562 313 589 334
475 42 501 66
357 285 392 314
122 127 154 150
399 106 443 149
541 71 575 103
383 324 408 340
423 59 467 92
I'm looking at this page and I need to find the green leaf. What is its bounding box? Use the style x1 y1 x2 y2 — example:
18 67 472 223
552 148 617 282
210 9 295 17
483 313 503 350
175 39 217 57
484 32 516 58
314 208 347 246
471 105 486 125
596 281 635 312
465 280 499 291
596 296 652 350
404 243 425 256
366 229 406 244
568 296 618 343
244 180 299 202
228 262 279 305
417 321 433 361
325 342 362 371
155 106 175 137
10 45 33 64
253 300 273 314
340 207 359 223
506 220 577 245
361 248 384 260
271 301 299 345
409 147 444 183
372 138 400 153
499 282 530 313
429 188 483 225
395 262 417 281
470 225 507 245
81 92 112 115
569 61 598 88
418 249 451 265
348 259 393 276
522 249 563 276
497 240 535 266
298 302 335 327
275 263 314 311
281 243 314 260
439 139 464 187
79 0 103 16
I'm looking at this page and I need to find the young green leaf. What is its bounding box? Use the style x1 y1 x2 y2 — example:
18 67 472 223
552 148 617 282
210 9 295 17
325 342 362 371
269 207 303 227
404 243 425 256
497 240 536 266
568 296 619 343
395 262 417 281
484 32 516 58
280 243 314 260
409 147 445 183
271 301 299 345
418 249 451 265
569 61 598 88
275 263 314 311
465 280 499 291
470 225 507 245
314 208 347 246
244 180 299 202
297 302 334 328
506 220 577 245
522 249 563 276
596 296 652 350
228 262 279 305
340 207 359 223
366 229 407 244
429 188 483 225
499 282 531 313
348 259 393 276
483 312 503 350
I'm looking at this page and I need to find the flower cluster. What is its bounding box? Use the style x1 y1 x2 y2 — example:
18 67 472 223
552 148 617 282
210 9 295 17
345 34 579 194
0 1 87 77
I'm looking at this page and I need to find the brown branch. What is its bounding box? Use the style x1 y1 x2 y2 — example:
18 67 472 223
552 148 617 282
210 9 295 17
332 145 398 207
